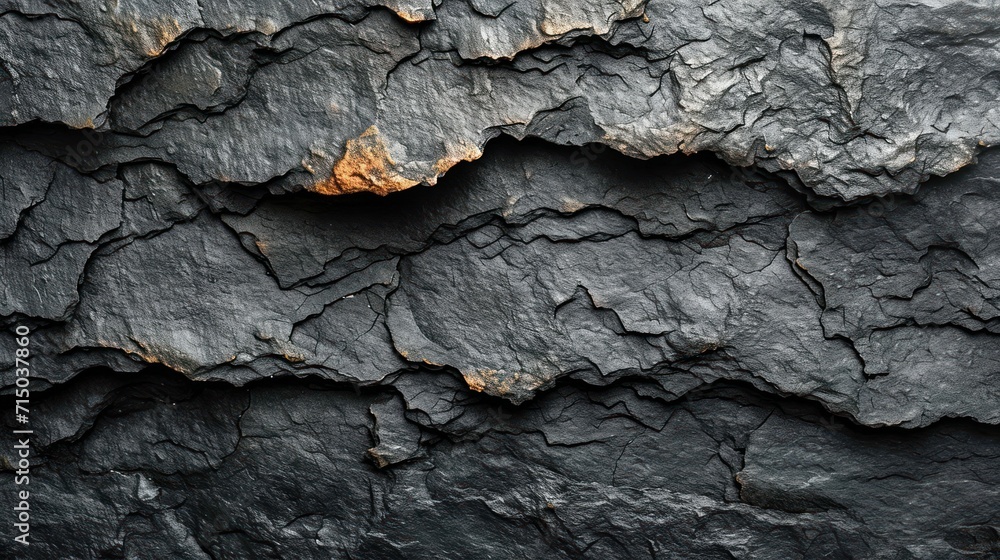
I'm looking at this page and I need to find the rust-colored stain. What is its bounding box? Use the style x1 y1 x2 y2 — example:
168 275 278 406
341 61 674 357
431 143 484 177
312 126 417 196
389 9 430 23
67 117 97 130
312 127 484 196
97 338 197 375
463 368 521 396
367 447 392 469
282 352 305 364
148 17 183 56
112 13 184 58
395 347 445 367
560 198 585 213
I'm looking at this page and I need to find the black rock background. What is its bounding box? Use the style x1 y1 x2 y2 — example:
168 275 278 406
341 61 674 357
2 2 1000 558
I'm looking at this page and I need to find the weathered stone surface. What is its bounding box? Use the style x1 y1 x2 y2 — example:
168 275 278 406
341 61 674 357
5 1 1000 198
1 3 1000 558
2 371 998 558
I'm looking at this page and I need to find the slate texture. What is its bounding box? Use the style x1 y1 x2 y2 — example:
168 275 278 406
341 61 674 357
1 2 999 558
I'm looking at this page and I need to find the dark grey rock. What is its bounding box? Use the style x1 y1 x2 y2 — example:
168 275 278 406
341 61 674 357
1 4 999 558
2 372 997 558
8 2 1000 198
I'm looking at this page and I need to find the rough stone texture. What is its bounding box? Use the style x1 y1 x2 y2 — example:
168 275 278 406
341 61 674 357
6 1 1000 199
2 2 1000 558
3 371 1000 558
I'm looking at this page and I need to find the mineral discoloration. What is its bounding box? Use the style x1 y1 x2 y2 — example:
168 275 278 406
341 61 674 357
2 3 1000 558
5 1 1000 198
313 125 417 196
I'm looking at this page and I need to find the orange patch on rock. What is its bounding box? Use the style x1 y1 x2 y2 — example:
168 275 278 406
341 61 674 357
312 127 485 196
254 239 269 256
140 17 184 57
463 368 521 396
390 9 430 23
97 338 197 375
312 126 418 196
431 143 484 178
68 117 97 130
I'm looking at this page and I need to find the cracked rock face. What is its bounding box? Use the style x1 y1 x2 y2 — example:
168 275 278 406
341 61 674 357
2 2 1000 559
7 1 1000 198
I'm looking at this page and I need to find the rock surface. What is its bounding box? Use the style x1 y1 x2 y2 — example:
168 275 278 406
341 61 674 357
1 2 1000 558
